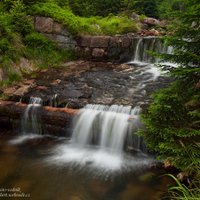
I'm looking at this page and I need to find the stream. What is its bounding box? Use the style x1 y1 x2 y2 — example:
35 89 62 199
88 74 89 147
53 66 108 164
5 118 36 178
0 37 175 200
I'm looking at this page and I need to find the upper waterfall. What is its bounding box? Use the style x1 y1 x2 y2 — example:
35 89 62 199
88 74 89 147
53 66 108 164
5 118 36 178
132 37 173 63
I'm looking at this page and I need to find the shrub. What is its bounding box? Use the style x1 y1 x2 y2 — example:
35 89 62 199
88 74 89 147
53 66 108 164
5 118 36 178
10 0 34 35
23 32 55 50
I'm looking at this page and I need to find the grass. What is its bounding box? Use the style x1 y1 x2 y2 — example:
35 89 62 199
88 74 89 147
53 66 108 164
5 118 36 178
166 174 200 200
28 3 140 36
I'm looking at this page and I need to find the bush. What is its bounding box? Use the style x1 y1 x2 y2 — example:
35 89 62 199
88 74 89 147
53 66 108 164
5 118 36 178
10 0 34 35
23 32 55 50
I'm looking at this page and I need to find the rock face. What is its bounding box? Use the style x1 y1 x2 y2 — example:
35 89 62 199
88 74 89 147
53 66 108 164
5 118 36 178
33 16 77 51
76 36 135 63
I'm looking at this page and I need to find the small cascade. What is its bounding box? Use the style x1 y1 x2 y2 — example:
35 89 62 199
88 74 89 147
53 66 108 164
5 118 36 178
20 97 43 134
71 104 146 154
133 37 173 63
50 94 58 107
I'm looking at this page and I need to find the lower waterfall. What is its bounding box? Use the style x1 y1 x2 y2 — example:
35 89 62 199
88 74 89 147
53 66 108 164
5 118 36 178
45 104 153 175
71 104 146 153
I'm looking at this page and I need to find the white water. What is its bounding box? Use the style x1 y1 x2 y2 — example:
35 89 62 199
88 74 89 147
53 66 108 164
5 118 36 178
45 104 151 175
20 97 43 134
71 104 145 153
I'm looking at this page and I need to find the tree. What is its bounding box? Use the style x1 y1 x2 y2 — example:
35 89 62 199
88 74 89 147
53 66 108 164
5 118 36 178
137 0 200 173
121 0 159 18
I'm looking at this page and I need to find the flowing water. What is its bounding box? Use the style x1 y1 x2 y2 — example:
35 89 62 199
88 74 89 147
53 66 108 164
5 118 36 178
0 37 175 200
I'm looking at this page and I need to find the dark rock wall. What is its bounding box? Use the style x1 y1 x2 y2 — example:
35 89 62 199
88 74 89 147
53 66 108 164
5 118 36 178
75 36 136 63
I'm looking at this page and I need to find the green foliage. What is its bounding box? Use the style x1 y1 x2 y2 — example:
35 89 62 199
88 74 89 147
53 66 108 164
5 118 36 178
9 0 33 35
167 173 200 199
23 32 55 50
138 82 200 170
28 3 139 36
139 14 147 21
137 0 200 173
157 0 183 19
121 0 159 18
29 2 81 35
67 0 122 17
8 72 21 82
23 33 73 69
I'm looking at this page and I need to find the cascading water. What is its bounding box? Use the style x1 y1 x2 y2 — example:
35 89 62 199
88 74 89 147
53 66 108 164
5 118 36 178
132 37 173 63
9 97 44 145
45 104 153 176
20 97 43 134
71 104 146 153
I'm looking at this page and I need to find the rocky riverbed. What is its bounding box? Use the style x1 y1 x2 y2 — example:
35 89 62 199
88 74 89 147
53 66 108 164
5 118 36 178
2 60 171 109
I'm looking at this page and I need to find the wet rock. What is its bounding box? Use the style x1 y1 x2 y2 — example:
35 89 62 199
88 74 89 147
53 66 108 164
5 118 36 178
34 86 49 90
120 52 131 63
50 79 61 86
113 64 135 72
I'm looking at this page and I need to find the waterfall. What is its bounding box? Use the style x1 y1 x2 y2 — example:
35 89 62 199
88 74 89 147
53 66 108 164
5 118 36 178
71 104 146 154
132 37 173 63
20 97 43 134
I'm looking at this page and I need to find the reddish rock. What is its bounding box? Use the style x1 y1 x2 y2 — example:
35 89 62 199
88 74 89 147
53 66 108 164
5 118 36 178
143 17 162 26
3 87 17 97
90 36 110 48
34 86 49 90
35 17 53 33
146 31 157 36
53 22 64 34
161 20 168 26
13 85 32 97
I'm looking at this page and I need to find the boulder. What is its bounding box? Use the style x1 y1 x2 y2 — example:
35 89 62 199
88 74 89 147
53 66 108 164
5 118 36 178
142 17 162 27
35 17 53 33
